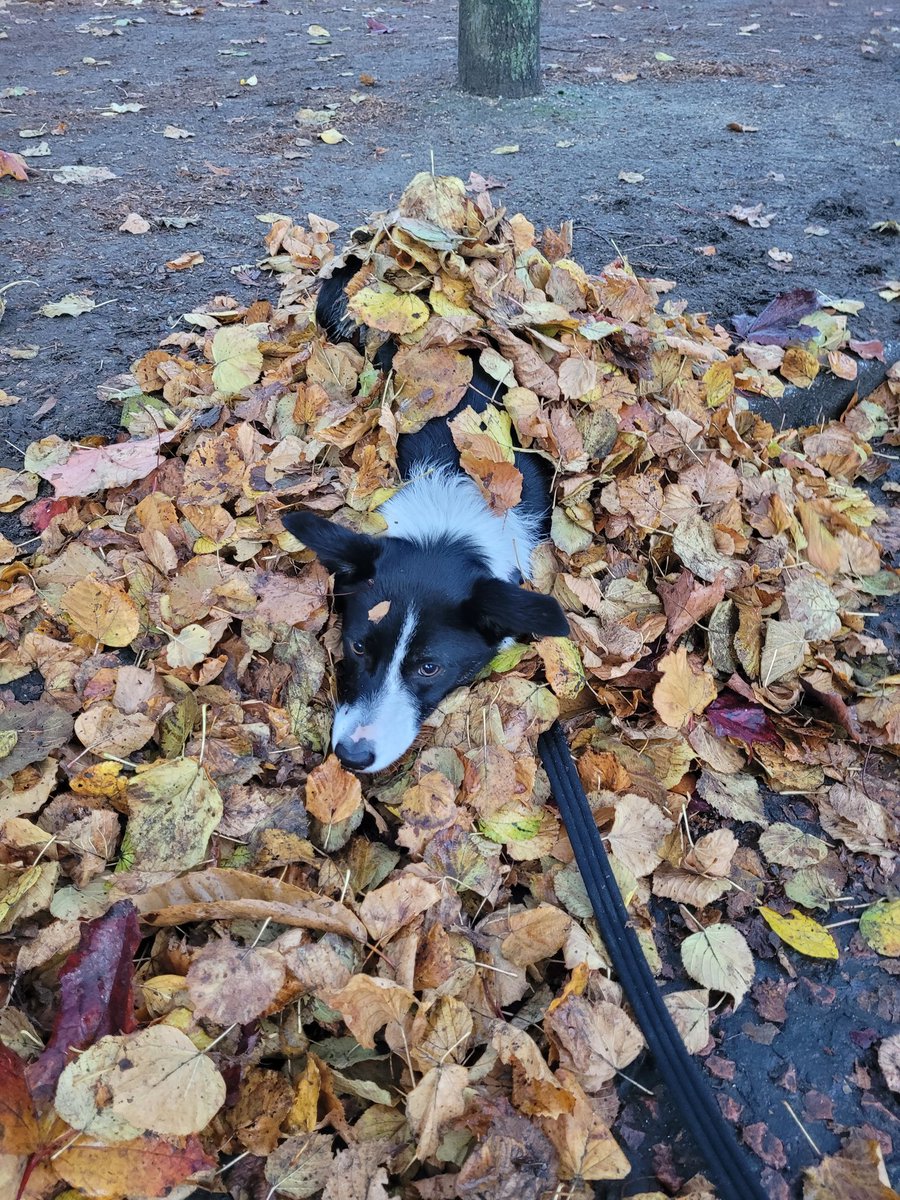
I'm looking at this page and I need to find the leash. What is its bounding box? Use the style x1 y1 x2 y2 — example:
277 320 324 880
538 721 768 1200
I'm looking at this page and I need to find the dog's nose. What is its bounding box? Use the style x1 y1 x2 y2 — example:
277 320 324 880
334 739 376 771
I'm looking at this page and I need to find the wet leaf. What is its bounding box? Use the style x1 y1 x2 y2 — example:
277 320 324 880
759 906 839 959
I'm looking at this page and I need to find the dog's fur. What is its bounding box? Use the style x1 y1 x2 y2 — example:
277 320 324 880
283 262 568 772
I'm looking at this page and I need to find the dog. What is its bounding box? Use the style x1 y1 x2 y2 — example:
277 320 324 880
283 261 568 773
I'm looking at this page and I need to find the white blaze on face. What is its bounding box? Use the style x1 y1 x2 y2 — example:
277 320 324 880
331 607 419 772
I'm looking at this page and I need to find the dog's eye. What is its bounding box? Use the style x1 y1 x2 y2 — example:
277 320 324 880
350 640 365 656
418 662 441 677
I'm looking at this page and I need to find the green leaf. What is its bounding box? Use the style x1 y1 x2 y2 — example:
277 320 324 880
859 899 900 956
124 758 223 870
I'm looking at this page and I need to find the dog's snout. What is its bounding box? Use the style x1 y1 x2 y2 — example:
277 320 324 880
334 738 376 772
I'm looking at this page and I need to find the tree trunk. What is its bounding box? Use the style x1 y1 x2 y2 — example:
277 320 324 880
458 0 541 99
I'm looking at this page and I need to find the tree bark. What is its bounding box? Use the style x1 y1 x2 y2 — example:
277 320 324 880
458 0 541 99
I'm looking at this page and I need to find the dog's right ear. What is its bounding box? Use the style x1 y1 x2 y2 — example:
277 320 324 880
282 511 378 581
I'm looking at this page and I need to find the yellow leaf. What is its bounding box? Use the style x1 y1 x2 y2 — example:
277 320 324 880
307 23 329 36
536 637 585 701
652 646 717 729
125 758 223 871
347 284 429 334
211 326 263 394
62 576 140 647
319 128 345 144
759 906 839 960
491 144 520 154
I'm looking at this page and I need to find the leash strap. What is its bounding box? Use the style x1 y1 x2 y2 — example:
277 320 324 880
538 721 767 1200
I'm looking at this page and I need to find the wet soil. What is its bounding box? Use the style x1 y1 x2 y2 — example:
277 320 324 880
1 0 899 1195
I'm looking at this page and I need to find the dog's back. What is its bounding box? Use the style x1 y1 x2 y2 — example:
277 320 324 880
316 261 554 536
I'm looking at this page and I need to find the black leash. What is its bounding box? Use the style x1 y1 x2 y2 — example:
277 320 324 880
538 721 767 1200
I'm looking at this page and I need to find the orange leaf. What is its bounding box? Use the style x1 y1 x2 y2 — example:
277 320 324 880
54 1133 214 1196
304 755 363 825
0 150 28 181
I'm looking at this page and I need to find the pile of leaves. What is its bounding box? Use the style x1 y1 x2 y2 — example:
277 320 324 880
1 172 899 1200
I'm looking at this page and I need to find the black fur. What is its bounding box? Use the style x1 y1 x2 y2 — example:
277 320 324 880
284 259 568 771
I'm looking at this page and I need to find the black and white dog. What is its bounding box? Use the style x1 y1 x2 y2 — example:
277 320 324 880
283 263 568 772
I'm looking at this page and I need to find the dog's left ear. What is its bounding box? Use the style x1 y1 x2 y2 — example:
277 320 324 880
467 578 569 641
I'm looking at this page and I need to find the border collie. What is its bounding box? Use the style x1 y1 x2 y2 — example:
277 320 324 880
283 262 568 772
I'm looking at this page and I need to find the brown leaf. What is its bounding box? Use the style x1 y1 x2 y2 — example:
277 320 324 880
659 569 726 645
326 975 415 1048
541 1086 629 1181
359 874 441 943
54 1134 214 1197
130 867 367 941
305 755 363 825
545 995 644 1091
804 1139 898 1200
392 344 473 435
501 904 572 966
62 576 140 646
187 939 287 1025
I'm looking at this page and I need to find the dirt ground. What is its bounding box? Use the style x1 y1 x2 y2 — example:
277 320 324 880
1 0 899 1196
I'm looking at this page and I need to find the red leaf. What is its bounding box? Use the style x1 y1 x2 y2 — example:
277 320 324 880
0 1043 39 1154
22 497 72 533
706 693 781 746
27 900 141 1103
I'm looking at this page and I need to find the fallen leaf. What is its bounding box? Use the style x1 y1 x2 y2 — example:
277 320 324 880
0 149 28 180
406 1064 468 1159
55 1025 225 1137
326 975 415 1048
163 124 194 139
858 900 900 957
40 293 101 318
211 325 263 393
62 576 140 646
124 758 223 870
187 938 287 1024
653 647 717 729
52 164 116 185
305 755 363 825
681 923 754 1007
728 203 776 229
759 906 839 959
165 251 204 270
120 212 151 234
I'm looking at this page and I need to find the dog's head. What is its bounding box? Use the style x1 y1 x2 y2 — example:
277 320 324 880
283 511 568 772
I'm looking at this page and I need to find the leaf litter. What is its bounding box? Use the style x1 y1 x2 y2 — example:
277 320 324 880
0 171 898 1199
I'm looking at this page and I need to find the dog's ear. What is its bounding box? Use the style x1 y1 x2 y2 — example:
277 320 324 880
467 578 569 641
283 511 378 581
